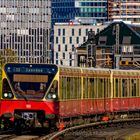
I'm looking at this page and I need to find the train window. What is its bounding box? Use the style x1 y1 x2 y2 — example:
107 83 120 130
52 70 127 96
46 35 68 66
131 79 136 96
118 79 122 98
108 78 111 98
71 77 79 99
2 78 14 99
97 78 104 98
138 79 140 97
122 79 128 97
61 77 67 100
105 78 107 98
70 77 75 99
67 77 71 99
83 78 88 99
94 78 98 98
59 77 62 100
115 79 119 97
77 77 81 99
89 78 94 99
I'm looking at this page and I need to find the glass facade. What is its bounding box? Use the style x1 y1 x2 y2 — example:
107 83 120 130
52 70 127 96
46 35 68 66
52 0 108 63
52 0 108 26
52 0 80 26
0 0 51 64
75 0 108 23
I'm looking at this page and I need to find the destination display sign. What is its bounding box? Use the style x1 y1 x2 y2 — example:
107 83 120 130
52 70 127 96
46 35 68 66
4 64 58 74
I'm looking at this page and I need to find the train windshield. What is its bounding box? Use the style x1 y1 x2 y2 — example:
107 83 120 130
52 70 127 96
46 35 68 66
4 64 58 100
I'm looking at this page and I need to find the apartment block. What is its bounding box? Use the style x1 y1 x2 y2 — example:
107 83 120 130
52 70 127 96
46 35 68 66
0 0 51 64
108 0 140 23
54 22 107 66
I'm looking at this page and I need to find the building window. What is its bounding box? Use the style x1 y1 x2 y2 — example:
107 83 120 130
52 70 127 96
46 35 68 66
72 29 74 36
63 53 65 59
63 37 65 44
76 37 79 44
72 45 75 51
86 29 88 36
83 37 86 42
69 53 72 59
56 37 58 44
69 37 72 44
65 45 67 51
58 29 61 36
79 29 81 36
56 52 58 59
69 60 72 66
60 60 63 65
63 29 65 36
58 44 61 51
98 36 107 45
56 60 58 64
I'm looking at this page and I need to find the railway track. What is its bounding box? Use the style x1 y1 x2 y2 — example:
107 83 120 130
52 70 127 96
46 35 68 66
1 118 140 140
0 129 47 140
0 130 22 140
43 118 140 140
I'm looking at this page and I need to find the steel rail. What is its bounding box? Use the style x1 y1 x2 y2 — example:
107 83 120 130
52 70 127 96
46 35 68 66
43 118 140 140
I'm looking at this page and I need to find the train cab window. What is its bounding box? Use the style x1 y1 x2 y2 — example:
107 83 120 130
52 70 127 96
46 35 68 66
46 80 58 100
2 78 14 99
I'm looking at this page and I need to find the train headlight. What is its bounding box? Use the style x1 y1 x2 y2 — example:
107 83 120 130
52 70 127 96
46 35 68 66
47 94 52 99
8 93 13 98
3 92 13 98
3 93 8 98
52 94 56 99
47 93 57 99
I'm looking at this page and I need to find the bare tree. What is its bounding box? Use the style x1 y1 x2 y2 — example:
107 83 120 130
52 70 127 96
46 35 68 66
0 49 18 75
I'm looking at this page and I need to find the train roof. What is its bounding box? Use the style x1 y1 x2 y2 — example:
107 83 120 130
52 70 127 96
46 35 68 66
58 65 140 73
4 63 140 73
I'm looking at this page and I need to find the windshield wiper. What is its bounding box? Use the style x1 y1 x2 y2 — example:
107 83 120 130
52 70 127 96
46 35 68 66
18 91 28 101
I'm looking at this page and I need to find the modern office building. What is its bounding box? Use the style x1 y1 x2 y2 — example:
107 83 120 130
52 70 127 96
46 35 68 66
75 0 108 24
54 22 107 66
0 0 51 64
108 0 140 23
52 0 108 26
52 0 108 64
51 0 80 27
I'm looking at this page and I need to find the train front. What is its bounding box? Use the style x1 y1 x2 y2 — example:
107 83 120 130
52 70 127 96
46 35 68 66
0 63 59 129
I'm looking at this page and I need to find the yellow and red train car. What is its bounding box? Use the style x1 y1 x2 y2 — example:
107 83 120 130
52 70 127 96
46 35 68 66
0 63 140 129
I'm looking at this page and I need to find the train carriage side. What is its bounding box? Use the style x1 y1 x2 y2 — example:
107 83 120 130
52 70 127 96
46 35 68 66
58 67 112 118
112 69 140 114
58 66 82 117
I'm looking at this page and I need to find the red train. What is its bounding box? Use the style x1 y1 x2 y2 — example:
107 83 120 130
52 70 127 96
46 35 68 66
0 63 140 130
